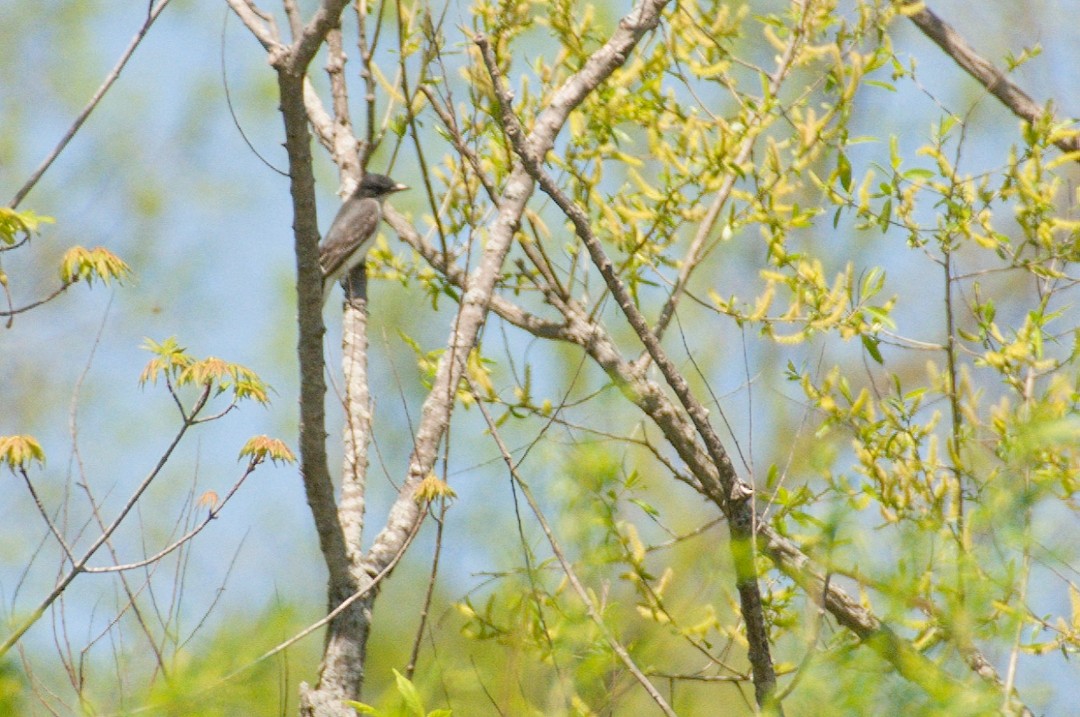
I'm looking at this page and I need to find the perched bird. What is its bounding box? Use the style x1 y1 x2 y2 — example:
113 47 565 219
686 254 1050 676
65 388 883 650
319 172 408 306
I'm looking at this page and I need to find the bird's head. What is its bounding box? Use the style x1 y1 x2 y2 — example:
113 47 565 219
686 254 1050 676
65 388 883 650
358 173 408 199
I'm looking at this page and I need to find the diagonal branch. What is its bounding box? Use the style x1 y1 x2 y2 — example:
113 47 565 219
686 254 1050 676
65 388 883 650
476 36 782 709
414 185 1029 710
904 1 1080 157
361 0 673 576
8 0 173 209
225 0 281 50
469 377 678 717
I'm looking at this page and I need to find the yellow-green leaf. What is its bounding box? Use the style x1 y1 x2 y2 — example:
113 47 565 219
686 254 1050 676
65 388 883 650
59 246 131 286
0 435 45 470
0 207 54 245
239 436 296 466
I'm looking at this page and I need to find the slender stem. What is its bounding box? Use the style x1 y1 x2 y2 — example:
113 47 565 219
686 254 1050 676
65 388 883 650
8 0 173 209
0 386 210 660
477 36 781 708
469 379 678 717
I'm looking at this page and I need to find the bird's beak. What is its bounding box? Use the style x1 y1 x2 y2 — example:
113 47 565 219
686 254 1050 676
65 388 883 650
392 183 409 193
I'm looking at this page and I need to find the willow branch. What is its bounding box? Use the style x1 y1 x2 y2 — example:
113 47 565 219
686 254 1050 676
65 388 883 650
904 1 1080 156
362 0 672 577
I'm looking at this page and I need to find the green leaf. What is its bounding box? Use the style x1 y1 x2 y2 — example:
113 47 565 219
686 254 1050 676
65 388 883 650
630 498 659 517
901 168 934 181
0 208 54 244
863 79 896 92
877 198 892 232
393 669 425 717
861 335 884 365
836 151 852 192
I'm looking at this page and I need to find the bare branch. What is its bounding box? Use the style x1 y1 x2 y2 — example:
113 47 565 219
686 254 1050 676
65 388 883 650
0 281 77 322
904 1 1080 156
223 0 281 51
0 385 212 660
8 0 173 210
283 0 303 40
17 469 77 564
325 27 361 187
384 206 571 341
81 459 260 574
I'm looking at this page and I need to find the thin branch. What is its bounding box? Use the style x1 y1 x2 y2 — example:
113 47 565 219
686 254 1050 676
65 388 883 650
221 8 288 177
478 34 781 709
225 0 282 50
904 1 1080 156
283 0 303 40
354 0 383 165
384 206 571 342
18 469 77 564
8 0 174 209
419 85 499 204
0 385 212 660
397 2 449 252
81 460 259 574
403 502 446 681
324 26 361 186
0 278 76 323
68 297 170 679
362 0 673 576
468 378 677 717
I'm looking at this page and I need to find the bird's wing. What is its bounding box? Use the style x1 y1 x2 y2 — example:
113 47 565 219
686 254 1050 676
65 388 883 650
318 197 381 278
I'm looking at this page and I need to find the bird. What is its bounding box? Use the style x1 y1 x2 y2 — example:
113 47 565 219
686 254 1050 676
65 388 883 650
319 172 408 306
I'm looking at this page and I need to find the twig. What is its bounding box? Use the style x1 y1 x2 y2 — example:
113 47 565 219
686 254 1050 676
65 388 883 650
81 461 259 573
468 377 678 717
476 34 782 710
224 0 282 52
362 0 674 576
8 0 173 209
403 501 446 680
221 8 288 177
0 385 212 659
904 1 1080 156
